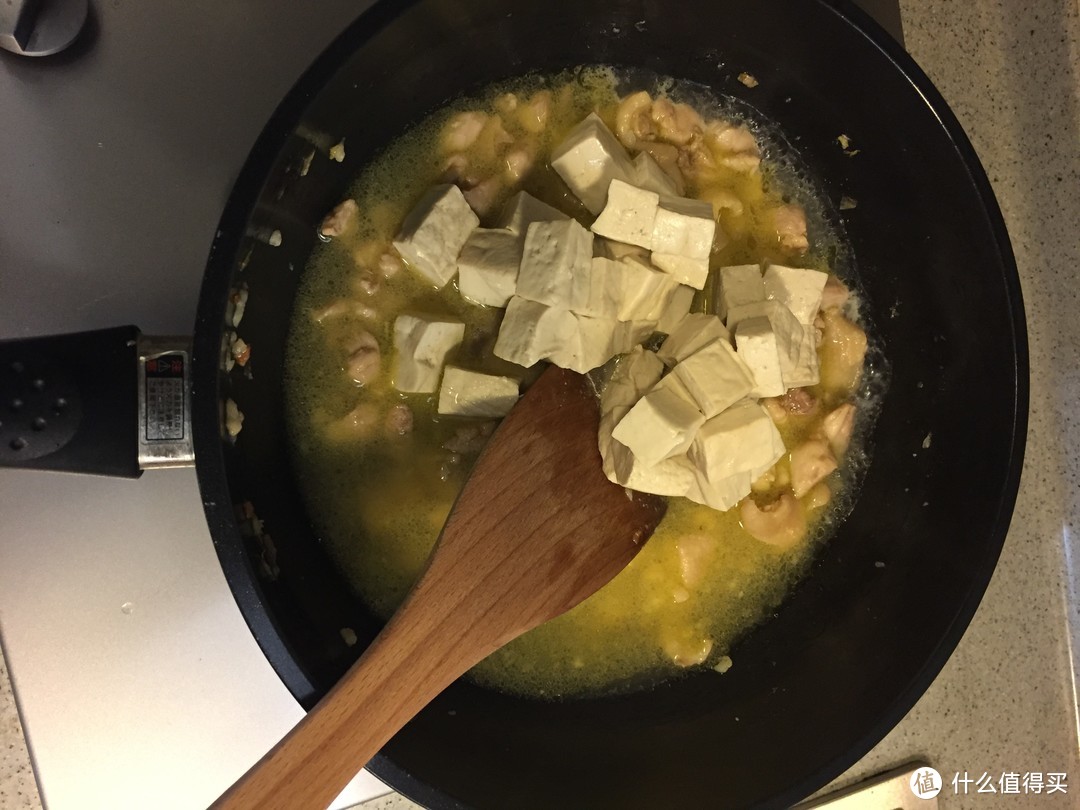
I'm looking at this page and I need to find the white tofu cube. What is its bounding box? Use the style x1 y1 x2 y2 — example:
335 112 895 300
457 228 522 307
516 219 593 307
594 237 649 262
650 253 710 291
392 184 480 288
600 346 664 422
392 313 466 393
718 264 764 321
650 196 716 290
497 191 569 235
570 257 625 319
734 316 786 398
551 313 619 373
684 469 752 512
611 385 705 466
725 300 818 389
632 152 679 197
657 313 730 367
591 179 660 249
437 367 520 417
550 113 636 214
603 437 697 496
656 285 695 335
689 400 785 484
763 264 829 324
651 370 697 405
613 318 658 354
673 338 755 418
615 256 680 321
493 297 576 368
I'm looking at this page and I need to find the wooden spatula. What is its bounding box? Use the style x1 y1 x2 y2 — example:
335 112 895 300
211 365 667 810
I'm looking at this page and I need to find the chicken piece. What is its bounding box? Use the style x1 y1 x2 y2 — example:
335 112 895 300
751 460 790 494
614 90 656 149
319 199 358 238
517 90 552 134
760 397 789 426
778 388 818 416
804 482 832 510
378 252 403 279
440 153 478 186
504 142 536 183
494 92 518 116
772 203 810 254
351 268 380 297
311 299 377 324
822 402 857 457
344 329 381 385
706 121 761 172
821 274 850 311
789 438 838 498
819 309 868 394
701 188 745 218
323 402 380 443
462 175 504 216
637 141 686 195
441 111 488 153
650 98 704 146
676 534 716 588
740 493 807 548
384 403 414 436
660 632 713 668
475 116 515 163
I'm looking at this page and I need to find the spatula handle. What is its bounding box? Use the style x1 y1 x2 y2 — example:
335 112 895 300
210 591 470 810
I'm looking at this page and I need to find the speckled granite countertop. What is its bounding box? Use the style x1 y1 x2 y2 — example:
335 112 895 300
2 1 1078 808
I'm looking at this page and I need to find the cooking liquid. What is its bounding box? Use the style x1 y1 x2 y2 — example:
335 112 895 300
284 67 872 698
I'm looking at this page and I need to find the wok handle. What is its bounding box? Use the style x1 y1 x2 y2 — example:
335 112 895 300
0 326 194 477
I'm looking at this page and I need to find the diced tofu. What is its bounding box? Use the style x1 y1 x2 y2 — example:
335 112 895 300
734 316 786 398
392 313 466 393
550 113 636 214
496 191 569 235
516 219 593 307
649 196 716 290
602 437 697 496
591 179 660 249
457 228 522 307
689 400 785 484
611 386 705 466
615 256 680 321
493 297 576 368
437 367 520 417
612 318 658 354
656 285 695 335
673 339 755 418
392 184 479 288
632 152 679 197
600 346 664 421
551 313 620 373
651 369 697 405
650 253 709 291
571 257 625 319
763 264 829 324
717 264 764 322
657 313 730 367
684 469 752 512
726 300 818 389
594 237 649 263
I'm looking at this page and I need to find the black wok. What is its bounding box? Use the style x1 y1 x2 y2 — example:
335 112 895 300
0 0 1026 807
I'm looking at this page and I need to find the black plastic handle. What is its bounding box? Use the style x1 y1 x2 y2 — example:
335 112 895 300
0 326 142 477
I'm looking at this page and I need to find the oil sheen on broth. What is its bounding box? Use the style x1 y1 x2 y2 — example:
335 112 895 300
284 67 871 698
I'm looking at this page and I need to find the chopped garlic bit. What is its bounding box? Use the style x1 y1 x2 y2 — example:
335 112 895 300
713 655 733 674
837 133 851 149
224 398 244 438
329 139 346 162
340 627 358 646
268 229 283 247
737 72 759 88
839 195 858 210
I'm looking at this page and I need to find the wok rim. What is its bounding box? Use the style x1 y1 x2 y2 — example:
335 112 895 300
191 0 1029 806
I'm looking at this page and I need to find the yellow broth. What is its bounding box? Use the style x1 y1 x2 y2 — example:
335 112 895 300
284 67 862 698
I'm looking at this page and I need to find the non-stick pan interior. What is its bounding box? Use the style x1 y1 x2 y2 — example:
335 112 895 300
193 0 1027 807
